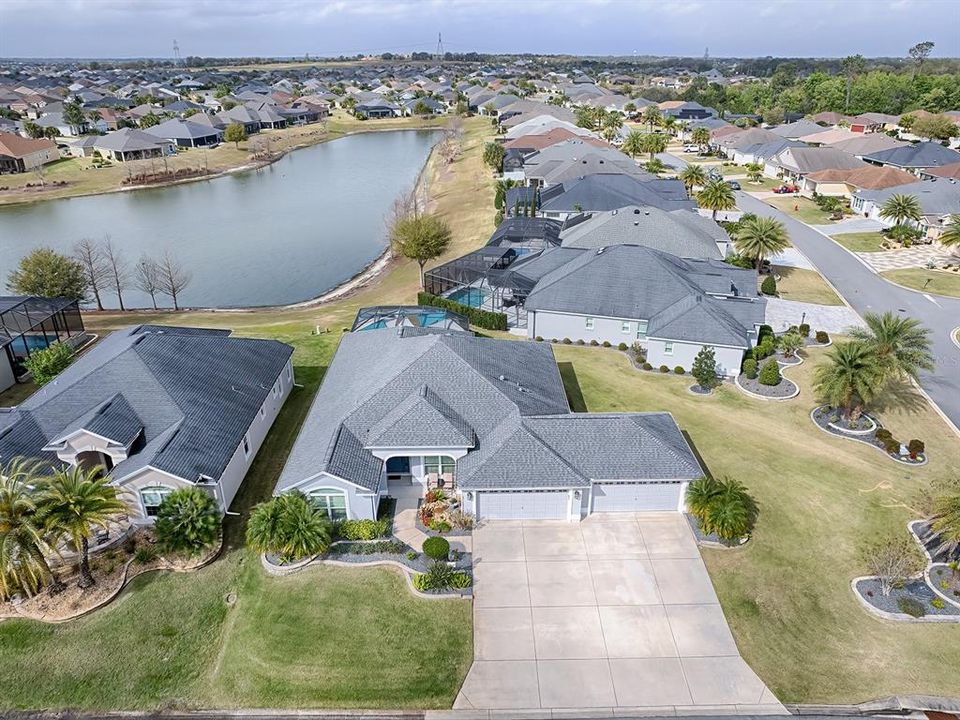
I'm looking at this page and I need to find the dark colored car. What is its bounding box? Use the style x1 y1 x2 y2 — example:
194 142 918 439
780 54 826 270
726 180 741 190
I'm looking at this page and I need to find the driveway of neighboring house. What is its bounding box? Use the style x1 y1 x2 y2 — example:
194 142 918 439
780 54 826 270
455 514 783 712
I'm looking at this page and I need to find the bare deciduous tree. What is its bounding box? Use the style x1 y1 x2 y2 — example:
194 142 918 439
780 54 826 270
134 255 161 309
101 234 129 311
73 238 109 311
155 250 192 311
385 185 420 241
861 536 924 596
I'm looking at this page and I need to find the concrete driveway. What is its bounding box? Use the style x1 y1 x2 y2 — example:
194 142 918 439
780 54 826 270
455 514 783 713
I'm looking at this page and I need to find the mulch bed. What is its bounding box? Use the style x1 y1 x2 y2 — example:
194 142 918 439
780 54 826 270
928 566 960 604
854 577 960 618
812 406 926 465
773 351 802 367
912 520 960 565
414 498 473 538
688 384 714 395
737 373 798 398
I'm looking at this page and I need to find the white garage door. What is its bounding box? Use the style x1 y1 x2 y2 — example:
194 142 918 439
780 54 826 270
591 482 681 513
477 490 568 520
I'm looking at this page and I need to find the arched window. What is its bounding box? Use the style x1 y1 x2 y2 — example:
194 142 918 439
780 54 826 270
309 488 348 520
140 486 174 517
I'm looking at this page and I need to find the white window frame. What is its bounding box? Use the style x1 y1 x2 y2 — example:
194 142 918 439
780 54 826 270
259 405 265 419
140 486 174 518
308 488 349 520
621 321 631 334
636 320 648 339
664 341 674 355
584 317 595 331
424 455 456 475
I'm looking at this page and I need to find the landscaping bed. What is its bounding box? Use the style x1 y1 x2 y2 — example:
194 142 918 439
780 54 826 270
415 488 474 537
853 576 960 620
927 565 960 606
910 520 960 565
812 406 927 465
685 513 748 548
736 372 799 399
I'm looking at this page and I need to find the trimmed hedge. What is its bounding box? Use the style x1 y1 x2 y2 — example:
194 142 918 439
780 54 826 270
758 358 781 386
417 292 508 331
336 518 390 541
422 536 450 560
742 358 758 379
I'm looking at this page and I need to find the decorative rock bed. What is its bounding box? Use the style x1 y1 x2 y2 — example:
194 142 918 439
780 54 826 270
687 383 715 396
735 372 799 400
773 351 803 367
261 538 473 598
853 576 960 622
685 514 748 548
811 406 927 465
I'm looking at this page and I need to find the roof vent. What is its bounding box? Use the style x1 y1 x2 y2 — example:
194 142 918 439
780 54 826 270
611 209 617 215
597 247 606 254
634 208 641 214
499 374 507 382
634 221 639 226
644 210 650 215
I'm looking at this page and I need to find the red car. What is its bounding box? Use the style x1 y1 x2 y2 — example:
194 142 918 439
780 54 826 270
772 184 799 194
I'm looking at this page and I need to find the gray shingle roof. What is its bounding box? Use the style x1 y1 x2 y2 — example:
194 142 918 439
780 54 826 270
523 245 764 348
538 174 694 214
275 328 702 495
0 326 293 484
864 142 960 169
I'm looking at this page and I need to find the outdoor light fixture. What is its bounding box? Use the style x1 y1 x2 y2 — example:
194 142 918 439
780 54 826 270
573 490 581 499
466 491 473 500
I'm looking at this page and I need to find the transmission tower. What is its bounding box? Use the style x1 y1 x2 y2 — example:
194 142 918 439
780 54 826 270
703 46 709 62
173 39 182 66
436 32 444 62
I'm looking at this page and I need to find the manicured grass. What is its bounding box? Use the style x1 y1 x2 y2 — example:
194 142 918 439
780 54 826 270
209 564 472 708
881 268 960 298
766 196 835 225
0 379 36 407
832 232 887 253
741 177 783 191
771 265 844 305
550 343 960 702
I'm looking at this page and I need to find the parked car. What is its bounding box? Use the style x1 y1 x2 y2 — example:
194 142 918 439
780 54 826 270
726 180 741 190
772 184 799 194
683 144 700 153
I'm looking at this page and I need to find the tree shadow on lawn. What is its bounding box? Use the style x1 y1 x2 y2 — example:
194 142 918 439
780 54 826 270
869 379 929 418
223 364 326 550
558 361 587 412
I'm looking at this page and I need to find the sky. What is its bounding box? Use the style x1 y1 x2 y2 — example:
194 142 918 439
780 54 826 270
0 0 958 60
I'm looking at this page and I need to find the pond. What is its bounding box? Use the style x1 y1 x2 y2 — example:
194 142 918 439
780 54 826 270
0 130 440 308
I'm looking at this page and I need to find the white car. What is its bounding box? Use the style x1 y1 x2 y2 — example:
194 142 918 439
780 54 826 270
683 144 700 153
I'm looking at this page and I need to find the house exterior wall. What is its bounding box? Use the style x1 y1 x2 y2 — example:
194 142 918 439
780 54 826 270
115 468 195 524
527 310 748 376
0 353 16 392
295 472 379 520
215 358 294 513
801 179 850 198
20 146 59 170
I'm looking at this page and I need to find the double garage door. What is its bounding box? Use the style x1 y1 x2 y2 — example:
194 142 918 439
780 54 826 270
591 481 682 513
476 490 569 520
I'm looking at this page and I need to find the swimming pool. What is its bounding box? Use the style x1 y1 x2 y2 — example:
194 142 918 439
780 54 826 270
447 287 489 309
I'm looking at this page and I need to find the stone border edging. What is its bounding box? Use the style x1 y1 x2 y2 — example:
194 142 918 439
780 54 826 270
259 553 470 601
850 576 959 623
3 538 222 625
927 563 960 610
827 414 876 436
734 372 799 401
952 327 960 351
809 407 928 466
908 520 960 610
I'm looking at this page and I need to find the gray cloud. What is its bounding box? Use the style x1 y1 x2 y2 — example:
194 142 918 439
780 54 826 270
0 0 957 59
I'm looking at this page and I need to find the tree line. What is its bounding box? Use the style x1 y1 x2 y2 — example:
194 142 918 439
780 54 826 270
7 240 193 311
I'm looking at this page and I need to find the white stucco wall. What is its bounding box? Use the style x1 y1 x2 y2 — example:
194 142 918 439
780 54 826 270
295 472 379 520
527 310 748 376
115 468 195 525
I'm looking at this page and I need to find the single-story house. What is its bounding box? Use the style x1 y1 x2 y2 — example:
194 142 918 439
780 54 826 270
355 101 401 119
145 118 223 147
863 143 960 175
215 105 261 134
802 164 920 198
764 146 865 182
0 132 59 173
273 327 702 521
852 179 960 239
0 325 294 523
522 245 764 375
92 128 175 162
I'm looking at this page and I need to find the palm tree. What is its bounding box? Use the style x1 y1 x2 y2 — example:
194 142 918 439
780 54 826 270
638 132 668 161
879 194 922 228
0 459 61 599
603 111 623 135
734 215 790 276
939 214 960 250
813 341 884 421
679 164 708 195
621 130 644 160
641 105 661 132
930 491 960 558
685 476 720 525
246 492 332 563
696 178 736 220
691 126 711 153
849 311 934 382
154 487 221 556
38 465 126 588
661 115 677 136
708 478 758 543
745 162 764 183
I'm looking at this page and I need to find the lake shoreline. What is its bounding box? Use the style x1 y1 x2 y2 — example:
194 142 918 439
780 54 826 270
0 121 445 208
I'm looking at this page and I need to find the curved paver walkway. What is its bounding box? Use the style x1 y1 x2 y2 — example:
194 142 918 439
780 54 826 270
455 514 783 713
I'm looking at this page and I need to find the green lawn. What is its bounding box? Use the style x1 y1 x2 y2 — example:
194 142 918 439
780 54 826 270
551 343 960 702
766 196 835 225
771 265 844 305
741 177 783 192
832 232 887 253
881 268 960 298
